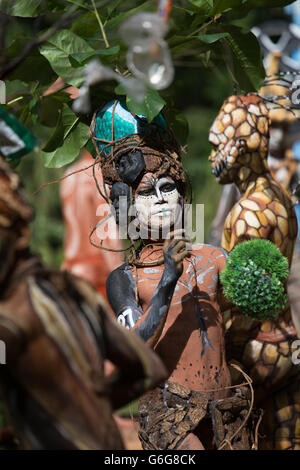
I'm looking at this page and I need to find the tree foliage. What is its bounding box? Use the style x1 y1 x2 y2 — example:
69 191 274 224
0 0 294 169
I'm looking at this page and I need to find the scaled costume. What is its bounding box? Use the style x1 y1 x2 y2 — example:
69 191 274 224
209 92 300 449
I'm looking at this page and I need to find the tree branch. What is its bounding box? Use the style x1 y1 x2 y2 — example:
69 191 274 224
0 6 78 80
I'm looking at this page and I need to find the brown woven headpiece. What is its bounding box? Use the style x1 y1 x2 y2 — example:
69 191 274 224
90 102 186 195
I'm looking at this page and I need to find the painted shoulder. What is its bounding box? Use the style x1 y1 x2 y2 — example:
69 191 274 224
192 243 228 259
106 262 133 286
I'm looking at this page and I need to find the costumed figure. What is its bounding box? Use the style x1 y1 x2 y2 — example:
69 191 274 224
209 21 300 337
90 98 274 451
208 91 300 449
0 154 167 450
60 149 123 299
45 82 124 300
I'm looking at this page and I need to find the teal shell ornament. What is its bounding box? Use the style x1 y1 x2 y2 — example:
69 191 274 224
92 99 167 157
220 239 289 320
0 107 39 164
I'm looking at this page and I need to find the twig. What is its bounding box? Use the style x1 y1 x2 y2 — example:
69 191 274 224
188 15 220 38
217 363 255 451
0 5 78 80
33 160 96 195
252 410 263 450
91 0 110 49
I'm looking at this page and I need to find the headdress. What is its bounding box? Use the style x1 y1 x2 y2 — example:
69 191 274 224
90 98 185 195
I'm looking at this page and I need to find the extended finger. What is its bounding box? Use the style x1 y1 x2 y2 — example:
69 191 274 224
172 240 187 254
173 250 189 263
167 229 186 240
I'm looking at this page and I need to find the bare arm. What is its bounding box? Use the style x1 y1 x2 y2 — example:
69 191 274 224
106 234 190 348
101 309 167 410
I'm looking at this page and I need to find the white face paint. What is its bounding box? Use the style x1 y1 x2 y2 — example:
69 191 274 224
134 174 182 233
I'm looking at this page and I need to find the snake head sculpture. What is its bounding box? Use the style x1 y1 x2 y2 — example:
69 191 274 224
208 94 270 184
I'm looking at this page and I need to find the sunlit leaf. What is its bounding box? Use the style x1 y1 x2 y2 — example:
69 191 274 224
221 25 265 92
70 46 120 64
42 121 90 168
0 0 42 17
39 29 94 87
126 86 166 122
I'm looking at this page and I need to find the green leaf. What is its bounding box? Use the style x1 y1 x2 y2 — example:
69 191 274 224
221 25 265 92
126 87 166 123
39 29 94 87
0 0 42 17
85 139 97 158
170 6 195 31
163 107 189 146
169 35 203 54
42 109 64 152
247 0 294 5
6 39 55 84
42 103 82 151
211 0 247 15
61 104 80 137
187 0 213 15
197 32 229 44
115 83 126 95
222 0 294 20
42 121 90 168
105 1 154 35
71 11 99 40
39 95 64 128
106 0 124 16
5 79 29 100
70 46 120 64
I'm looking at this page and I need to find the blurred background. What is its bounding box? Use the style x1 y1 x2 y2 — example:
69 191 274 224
15 5 292 268
17 4 289 267
2 1 299 442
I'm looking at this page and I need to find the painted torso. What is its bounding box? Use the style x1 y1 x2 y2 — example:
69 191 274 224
132 244 231 399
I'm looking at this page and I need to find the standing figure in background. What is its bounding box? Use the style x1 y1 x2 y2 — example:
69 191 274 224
91 99 273 451
209 92 299 449
208 44 300 337
60 149 123 300
44 78 123 299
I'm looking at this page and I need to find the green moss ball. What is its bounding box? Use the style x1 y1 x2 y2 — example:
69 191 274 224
220 239 289 320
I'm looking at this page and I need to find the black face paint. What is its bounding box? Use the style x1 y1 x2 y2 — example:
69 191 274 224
116 150 145 185
110 182 130 225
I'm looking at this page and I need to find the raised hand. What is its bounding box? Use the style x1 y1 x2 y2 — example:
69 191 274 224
163 229 191 279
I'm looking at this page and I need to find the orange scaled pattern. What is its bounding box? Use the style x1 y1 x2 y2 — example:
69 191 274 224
209 93 300 450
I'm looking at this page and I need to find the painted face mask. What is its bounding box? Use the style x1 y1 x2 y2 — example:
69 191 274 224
134 173 183 234
208 94 270 184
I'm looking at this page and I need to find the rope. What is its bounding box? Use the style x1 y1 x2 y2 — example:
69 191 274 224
252 409 264 451
217 363 255 450
33 160 98 195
